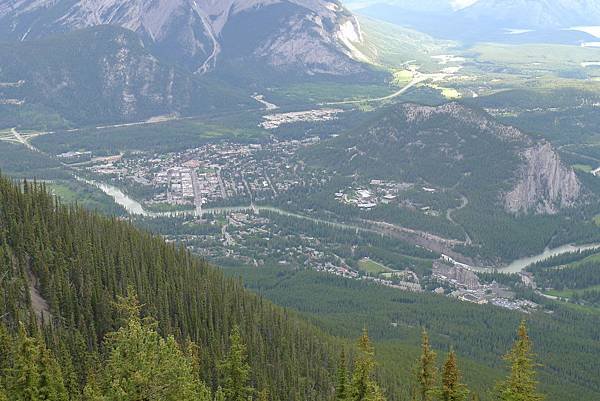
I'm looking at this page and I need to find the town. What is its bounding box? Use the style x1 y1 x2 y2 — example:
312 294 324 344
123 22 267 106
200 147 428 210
82 137 326 212
67 137 542 315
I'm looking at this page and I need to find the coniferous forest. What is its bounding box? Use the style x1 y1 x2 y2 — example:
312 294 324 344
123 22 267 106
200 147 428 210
0 174 547 400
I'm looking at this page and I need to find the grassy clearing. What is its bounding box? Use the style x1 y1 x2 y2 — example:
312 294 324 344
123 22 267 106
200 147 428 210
46 180 125 215
428 84 462 99
269 82 392 104
391 70 413 87
357 258 393 275
573 164 593 173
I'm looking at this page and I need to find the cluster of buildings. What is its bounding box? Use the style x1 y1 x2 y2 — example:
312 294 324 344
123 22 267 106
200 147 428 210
260 108 343 129
83 137 326 209
57 151 92 164
336 180 414 210
432 260 540 313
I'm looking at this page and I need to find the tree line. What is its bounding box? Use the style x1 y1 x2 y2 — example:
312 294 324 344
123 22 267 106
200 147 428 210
334 322 544 401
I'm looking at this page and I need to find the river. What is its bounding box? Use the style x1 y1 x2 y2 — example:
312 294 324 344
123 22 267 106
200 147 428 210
488 243 600 274
94 180 600 273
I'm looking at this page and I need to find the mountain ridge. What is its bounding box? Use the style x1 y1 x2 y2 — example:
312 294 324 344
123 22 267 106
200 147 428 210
0 0 371 76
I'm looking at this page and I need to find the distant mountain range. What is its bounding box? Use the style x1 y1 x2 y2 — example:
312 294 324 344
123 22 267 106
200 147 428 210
347 0 600 43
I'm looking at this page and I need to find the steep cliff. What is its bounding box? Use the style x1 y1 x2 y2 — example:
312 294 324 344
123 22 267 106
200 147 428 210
504 143 582 215
304 102 583 216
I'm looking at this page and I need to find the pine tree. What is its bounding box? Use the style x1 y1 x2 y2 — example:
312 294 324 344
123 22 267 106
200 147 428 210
258 388 269 401
82 372 104 401
416 329 437 401
496 321 544 401
214 386 226 401
336 349 350 401
6 324 68 401
37 345 69 401
438 350 468 401
0 384 7 401
349 329 385 401
219 326 254 401
101 311 207 401
9 325 41 401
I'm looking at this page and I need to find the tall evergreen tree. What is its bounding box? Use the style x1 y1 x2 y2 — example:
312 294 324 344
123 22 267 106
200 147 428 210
101 311 207 401
438 350 468 401
0 384 7 401
258 388 269 401
219 326 254 401
82 372 104 401
37 345 69 401
8 325 41 401
214 386 226 401
6 325 68 401
496 321 544 401
349 329 385 401
416 329 437 401
336 349 350 401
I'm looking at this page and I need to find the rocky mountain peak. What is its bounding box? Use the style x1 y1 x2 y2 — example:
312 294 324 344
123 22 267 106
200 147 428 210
0 0 369 75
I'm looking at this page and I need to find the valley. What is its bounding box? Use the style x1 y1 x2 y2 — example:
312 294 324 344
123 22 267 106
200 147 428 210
2 1 600 400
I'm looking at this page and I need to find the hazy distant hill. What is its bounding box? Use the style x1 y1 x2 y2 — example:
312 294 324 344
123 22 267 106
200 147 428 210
348 0 600 43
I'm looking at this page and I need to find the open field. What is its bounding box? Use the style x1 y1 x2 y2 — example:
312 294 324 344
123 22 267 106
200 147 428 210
46 179 125 215
357 258 394 275
544 284 600 299
32 115 268 155
268 82 393 105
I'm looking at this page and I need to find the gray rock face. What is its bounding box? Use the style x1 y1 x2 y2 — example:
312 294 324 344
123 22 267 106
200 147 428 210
0 26 248 124
504 143 582 215
0 0 368 75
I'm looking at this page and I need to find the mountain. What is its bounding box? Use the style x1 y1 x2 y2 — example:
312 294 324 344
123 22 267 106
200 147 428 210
458 0 600 30
0 174 342 401
0 0 377 127
300 103 591 260
310 103 582 215
0 0 370 77
351 0 600 43
0 26 251 126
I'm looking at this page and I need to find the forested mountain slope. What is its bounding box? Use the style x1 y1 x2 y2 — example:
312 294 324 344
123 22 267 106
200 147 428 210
0 175 339 401
0 26 251 126
300 102 599 261
0 170 587 401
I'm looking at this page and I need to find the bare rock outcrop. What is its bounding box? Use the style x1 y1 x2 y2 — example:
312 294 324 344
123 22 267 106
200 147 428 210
504 143 581 215
0 0 368 76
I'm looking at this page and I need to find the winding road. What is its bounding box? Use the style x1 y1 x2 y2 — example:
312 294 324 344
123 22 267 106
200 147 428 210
445 194 472 245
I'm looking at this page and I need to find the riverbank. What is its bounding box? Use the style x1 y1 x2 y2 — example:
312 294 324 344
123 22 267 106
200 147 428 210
92 179 600 275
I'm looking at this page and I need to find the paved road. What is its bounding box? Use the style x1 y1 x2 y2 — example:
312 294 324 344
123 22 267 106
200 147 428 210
322 75 432 106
